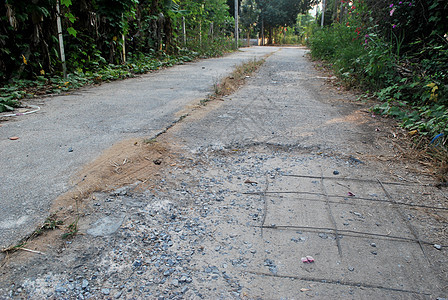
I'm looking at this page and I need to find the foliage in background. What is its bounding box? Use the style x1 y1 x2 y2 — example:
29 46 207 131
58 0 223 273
307 0 448 141
0 0 237 112
240 0 260 45
256 0 317 44
180 0 234 56
295 13 315 44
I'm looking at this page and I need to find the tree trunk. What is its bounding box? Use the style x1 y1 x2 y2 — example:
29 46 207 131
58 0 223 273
268 26 273 45
333 0 339 22
209 22 214 40
261 18 264 46
339 1 345 23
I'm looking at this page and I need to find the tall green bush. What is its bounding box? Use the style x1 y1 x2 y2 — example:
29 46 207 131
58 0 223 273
307 0 448 137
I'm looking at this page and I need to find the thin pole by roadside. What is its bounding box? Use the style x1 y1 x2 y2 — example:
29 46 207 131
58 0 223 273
235 0 239 49
182 17 186 46
56 0 67 79
321 0 326 27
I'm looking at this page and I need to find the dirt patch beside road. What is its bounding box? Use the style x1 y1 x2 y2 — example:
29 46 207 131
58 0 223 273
52 138 177 219
56 139 173 201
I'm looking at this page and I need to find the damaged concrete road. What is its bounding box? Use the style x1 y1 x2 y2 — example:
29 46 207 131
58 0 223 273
0 46 277 250
0 47 447 299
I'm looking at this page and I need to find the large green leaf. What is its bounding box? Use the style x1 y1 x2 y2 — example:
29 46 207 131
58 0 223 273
61 0 72 8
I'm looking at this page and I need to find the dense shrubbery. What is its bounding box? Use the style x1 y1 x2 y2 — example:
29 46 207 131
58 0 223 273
308 0 448 139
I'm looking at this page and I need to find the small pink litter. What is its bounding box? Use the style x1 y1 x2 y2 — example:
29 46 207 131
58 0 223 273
301 256 315 263
348 191 355 197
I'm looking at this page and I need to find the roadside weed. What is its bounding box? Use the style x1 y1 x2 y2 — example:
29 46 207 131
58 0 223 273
62 217 79 240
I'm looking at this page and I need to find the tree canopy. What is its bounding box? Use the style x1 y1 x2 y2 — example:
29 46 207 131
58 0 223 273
255 0 317 43
257 0 315 28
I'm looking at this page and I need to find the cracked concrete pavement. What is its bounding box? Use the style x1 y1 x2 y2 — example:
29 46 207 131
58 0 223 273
0 46 277 249
0 46 447 299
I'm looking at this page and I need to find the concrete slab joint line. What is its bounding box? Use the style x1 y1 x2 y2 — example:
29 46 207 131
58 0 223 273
320 169 343 257
377 179 429 262
248 271 433 296
260 174 270 237
256 224 445 246
243 189 448 211
284 173 429 186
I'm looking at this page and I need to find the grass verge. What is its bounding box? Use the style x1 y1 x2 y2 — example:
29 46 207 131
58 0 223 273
201 57 266 106
0 48 235 113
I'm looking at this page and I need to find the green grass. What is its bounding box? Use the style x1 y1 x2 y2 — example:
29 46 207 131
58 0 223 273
61 217 79 239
